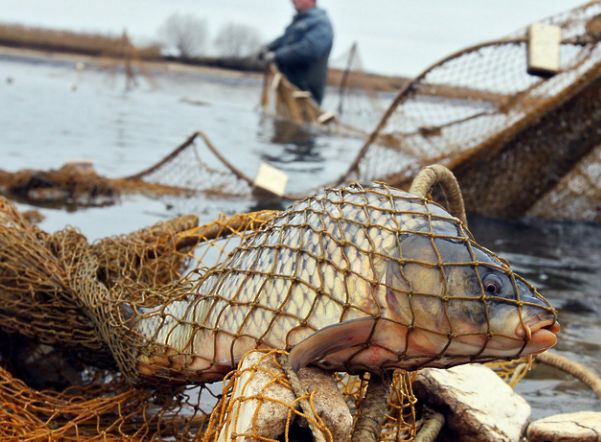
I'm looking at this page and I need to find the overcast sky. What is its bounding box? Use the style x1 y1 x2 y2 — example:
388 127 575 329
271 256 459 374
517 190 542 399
2 0 585 75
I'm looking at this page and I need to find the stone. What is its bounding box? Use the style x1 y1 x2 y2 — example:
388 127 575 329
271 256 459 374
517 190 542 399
298 366 353 442
217 351 352 442
414 364 531 442
527 411 601 442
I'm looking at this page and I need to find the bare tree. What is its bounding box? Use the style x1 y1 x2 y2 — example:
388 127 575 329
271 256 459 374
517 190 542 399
214 22 262 58
159 13 208 58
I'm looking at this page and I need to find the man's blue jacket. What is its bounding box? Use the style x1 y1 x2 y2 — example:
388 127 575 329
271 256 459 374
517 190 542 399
267 7 334 105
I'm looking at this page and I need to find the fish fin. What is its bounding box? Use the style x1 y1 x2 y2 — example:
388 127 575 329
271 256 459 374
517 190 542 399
288 318 377 371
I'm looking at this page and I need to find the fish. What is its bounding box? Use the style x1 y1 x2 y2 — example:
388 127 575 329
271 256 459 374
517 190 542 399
129 183 559 383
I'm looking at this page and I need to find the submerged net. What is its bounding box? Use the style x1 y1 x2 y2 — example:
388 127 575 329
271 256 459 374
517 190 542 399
0 169 557 440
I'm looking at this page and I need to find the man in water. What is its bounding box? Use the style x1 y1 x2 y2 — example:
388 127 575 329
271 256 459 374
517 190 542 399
261 0 334 105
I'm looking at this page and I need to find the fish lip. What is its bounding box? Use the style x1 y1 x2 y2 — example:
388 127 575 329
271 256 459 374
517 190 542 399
515 319 561 339
516 319 560 354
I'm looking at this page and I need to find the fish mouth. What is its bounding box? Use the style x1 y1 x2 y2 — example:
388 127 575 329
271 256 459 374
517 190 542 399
518 319 560 354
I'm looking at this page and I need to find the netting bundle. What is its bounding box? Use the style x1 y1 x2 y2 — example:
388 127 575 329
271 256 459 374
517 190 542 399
0 162 119 208
0 167 559 440
0 197 103 356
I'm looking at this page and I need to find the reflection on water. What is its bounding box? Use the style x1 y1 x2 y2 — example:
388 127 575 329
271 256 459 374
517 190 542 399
1 52 600 420
259 118 323 165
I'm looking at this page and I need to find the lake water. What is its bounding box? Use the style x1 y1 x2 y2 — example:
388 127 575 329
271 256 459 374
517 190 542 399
0 51 600 421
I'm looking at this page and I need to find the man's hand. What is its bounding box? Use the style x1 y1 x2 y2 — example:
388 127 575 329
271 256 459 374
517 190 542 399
263 51 276 63
257 46 276 63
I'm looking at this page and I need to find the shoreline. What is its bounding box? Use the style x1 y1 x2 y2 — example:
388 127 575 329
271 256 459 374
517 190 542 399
0 43 409 92
0 44 262 81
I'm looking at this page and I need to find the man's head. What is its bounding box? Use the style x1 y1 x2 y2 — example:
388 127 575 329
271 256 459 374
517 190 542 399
292 0 316 13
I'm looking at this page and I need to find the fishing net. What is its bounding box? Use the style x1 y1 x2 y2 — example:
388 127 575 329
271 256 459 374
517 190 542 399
131 1 601 221
0 198 272 440
0 356 218 442
0 165 558 440
261 64 326 126
528 142 601 221
2 3 600 220
260 43 392 133
337 1 601 220
94 180 554 387
0 132 255 207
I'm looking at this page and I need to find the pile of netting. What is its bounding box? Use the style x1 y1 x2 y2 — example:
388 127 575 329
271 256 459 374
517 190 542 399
0 192 417 441
0 134 245 207
0 165 556 441
0 161 119 208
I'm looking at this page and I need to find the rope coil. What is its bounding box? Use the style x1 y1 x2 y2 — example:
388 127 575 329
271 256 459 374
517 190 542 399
537 351 601 402
409 164 468 225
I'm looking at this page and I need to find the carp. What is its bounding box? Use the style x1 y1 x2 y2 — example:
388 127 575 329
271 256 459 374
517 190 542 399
130 183 559 382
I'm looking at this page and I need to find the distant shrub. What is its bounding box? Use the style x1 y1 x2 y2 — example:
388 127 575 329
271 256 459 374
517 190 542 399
159 13 208 58
0 23 160 59
214 22 262 58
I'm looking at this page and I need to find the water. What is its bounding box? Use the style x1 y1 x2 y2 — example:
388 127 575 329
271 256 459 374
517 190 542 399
1 53 600 421
0 51 361 235
470 218 601 419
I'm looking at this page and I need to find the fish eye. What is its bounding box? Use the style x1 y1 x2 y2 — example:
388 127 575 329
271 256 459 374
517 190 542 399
482 273 504 296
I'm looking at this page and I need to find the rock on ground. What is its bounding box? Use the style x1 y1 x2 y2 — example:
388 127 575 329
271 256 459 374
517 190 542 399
527 411 601 442
217 351 352 442
297 366 353 441
414 364 531 442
